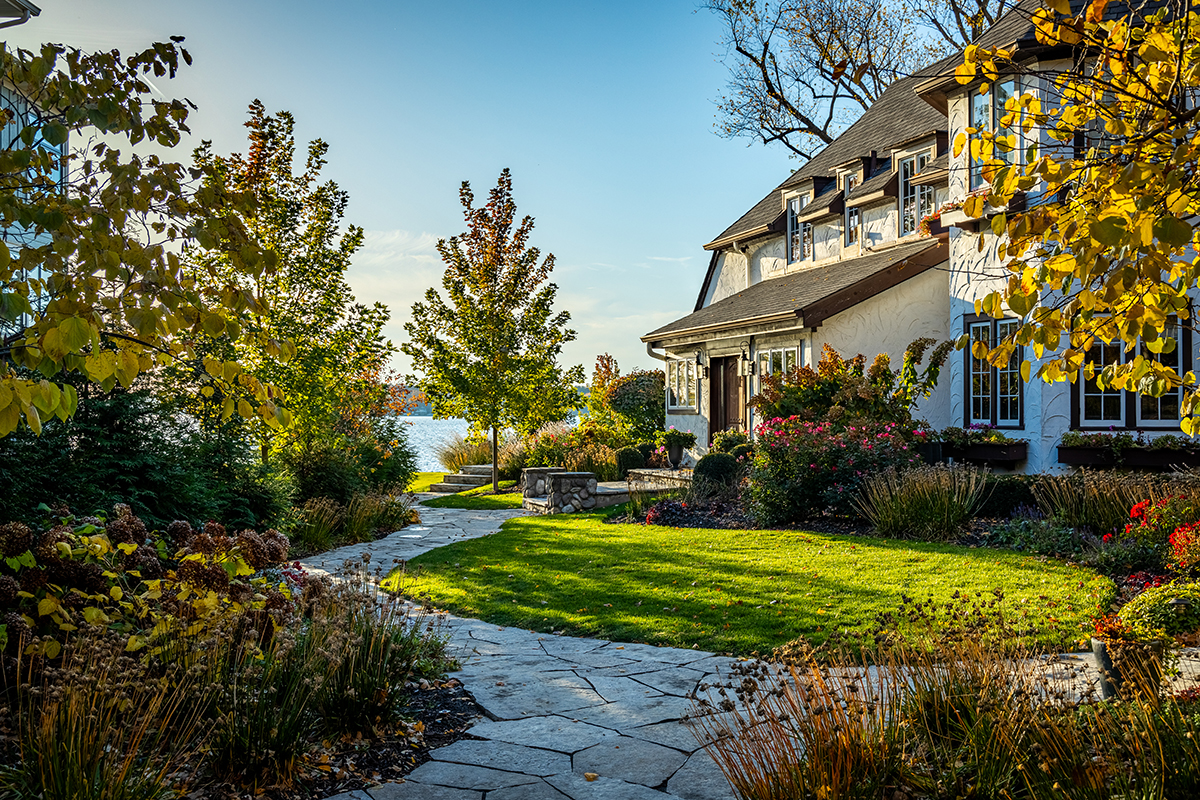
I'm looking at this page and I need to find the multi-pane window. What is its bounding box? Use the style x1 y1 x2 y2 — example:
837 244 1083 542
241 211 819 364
846 206 860 245
757 345 801 388
1082 339 1125 424
968 319 1023 427
667 359 698 411
1080 319 1183 426
786 196 812 263
900 152 934 236
969 78 1025 191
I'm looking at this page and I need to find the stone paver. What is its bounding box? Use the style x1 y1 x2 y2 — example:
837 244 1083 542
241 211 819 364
573 736 689 788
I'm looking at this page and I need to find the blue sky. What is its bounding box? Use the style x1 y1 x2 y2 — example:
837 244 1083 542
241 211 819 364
6 0 788 377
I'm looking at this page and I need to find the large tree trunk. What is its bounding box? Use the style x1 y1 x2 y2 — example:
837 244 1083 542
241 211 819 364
491 425 499 493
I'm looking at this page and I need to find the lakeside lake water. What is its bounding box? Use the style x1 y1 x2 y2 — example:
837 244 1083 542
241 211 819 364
403 416 469 472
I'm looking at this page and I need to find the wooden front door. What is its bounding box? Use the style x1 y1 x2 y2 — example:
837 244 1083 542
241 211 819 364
709 356 745 444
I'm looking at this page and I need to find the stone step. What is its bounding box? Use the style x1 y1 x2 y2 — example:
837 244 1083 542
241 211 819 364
427 482 463 493
461 464 495 476
444 473 490 486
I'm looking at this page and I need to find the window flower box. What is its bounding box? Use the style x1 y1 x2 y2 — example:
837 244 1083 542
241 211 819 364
1056 445 1117 467
1057 444 1200 470
1123 447 1200 469
944 441 1027 466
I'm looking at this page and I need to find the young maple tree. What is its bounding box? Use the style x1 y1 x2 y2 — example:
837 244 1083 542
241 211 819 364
0 40 287 437
181 101 402 467
957 0 1200 433
403 169 583 491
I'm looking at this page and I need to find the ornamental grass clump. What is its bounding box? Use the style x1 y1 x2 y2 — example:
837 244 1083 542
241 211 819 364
1031 471 1160 535
433 431 491 472
854 464 987 541
688 592 1200 800
0 628 211 800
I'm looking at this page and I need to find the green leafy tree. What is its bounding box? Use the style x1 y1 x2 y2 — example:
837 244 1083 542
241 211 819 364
181 102 406 480
0 40 286 436
403 169 583 491
955 0 1200 434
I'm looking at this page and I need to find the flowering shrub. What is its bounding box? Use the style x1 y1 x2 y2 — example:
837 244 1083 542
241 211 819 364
657 427 697 449
1171 521 1200 571
746 417 921 524
1122 494 1200 553
749 340 951 424
0 504 304 658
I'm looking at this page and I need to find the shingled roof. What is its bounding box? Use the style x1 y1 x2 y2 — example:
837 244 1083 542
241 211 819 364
644 237 947 344
704 71 948 250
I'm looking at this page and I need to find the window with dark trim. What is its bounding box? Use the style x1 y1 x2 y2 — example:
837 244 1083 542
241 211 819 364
969 78 1026 191
786 195 811 263
1072 317 1189 429
965 317 1023 428
900 152 934 236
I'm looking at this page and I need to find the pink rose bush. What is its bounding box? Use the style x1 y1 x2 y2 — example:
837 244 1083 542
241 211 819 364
746 416 922 524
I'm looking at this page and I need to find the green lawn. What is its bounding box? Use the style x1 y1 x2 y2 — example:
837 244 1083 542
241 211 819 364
408 472 445 493
388 512 1114 655
421 480 523 510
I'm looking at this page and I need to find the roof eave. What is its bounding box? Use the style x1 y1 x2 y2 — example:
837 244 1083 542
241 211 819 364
641 310 801 344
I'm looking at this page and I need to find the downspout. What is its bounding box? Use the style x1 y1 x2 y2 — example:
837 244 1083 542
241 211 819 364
0 1 40 29
0 10 30 28
647 342 668 429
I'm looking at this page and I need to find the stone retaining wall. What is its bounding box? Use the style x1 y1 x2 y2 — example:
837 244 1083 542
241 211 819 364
522 466 565 499
549 472 599 514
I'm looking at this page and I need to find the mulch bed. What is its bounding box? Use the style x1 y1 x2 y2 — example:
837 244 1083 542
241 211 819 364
610 499 1016 547
202 678 484 800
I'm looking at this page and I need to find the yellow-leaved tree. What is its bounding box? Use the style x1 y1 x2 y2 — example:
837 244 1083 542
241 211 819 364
955 0 1200 433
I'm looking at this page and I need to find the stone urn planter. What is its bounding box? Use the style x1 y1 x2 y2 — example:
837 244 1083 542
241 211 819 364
1091 638 1165 700
667 444 685 469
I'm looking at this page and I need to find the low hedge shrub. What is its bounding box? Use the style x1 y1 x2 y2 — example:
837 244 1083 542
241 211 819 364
615 447 645 479
694 453 739 486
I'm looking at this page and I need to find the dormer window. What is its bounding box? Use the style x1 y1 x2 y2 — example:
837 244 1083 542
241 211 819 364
786 195 812 263
969 78 1026 191
900 152 934 236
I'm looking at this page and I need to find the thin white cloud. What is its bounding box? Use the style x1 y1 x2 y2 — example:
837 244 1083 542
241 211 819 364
647 255 693 263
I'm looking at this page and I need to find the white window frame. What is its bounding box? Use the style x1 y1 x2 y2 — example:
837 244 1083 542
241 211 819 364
756 345 802 392
900 152 935 236
1078 318 1184 428
666 358 698 412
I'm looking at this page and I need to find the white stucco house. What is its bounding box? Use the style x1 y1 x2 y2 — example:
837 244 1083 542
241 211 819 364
642 0 1194 473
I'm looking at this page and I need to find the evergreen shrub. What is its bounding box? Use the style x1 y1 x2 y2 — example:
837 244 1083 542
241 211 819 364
694 452 740 486
615 447 645 479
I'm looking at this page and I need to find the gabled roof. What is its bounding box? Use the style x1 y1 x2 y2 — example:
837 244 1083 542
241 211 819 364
795 186 844 223
846 168 897 206
644 237 947 344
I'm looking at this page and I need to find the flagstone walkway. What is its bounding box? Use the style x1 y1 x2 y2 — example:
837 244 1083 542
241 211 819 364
306 500 740 800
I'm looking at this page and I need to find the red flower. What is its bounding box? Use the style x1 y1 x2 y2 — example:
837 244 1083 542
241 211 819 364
1130 500 1151 521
